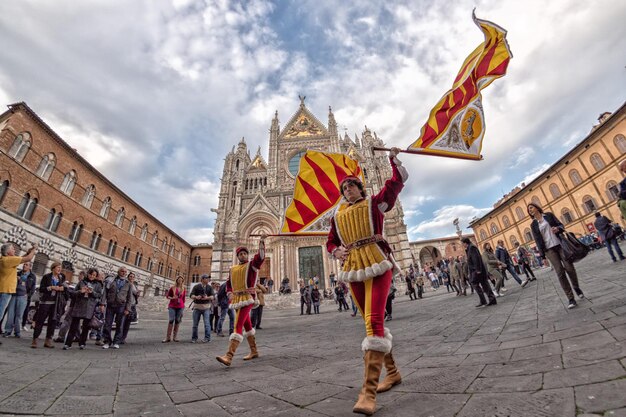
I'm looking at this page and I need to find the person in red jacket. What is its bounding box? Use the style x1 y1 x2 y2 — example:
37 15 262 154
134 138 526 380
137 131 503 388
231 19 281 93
326 147 407 415
216 234 266 366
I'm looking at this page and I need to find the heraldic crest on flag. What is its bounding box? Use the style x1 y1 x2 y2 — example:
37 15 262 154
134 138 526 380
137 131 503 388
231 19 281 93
281 150 364 234
408 11 512 160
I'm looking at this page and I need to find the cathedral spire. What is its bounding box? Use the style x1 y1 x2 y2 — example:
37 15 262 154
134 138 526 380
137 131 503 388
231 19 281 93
328 106 337 136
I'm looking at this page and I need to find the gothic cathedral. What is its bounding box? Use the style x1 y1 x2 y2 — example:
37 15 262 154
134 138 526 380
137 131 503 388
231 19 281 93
210 98 412 289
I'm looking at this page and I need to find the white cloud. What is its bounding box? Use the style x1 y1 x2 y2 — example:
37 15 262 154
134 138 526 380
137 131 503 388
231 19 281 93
518 163 551 187
408 204 492 241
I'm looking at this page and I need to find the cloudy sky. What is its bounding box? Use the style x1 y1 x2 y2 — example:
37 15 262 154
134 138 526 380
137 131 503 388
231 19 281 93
1 0 625 244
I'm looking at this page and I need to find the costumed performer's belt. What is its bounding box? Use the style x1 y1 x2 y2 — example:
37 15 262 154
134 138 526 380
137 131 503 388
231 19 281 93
233 288 256 295
345 234 385 251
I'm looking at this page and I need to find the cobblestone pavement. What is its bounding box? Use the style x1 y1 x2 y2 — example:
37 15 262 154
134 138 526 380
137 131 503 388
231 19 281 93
0 245 625 416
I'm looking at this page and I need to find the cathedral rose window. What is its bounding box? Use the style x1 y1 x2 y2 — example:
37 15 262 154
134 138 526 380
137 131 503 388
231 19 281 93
288 150 307 176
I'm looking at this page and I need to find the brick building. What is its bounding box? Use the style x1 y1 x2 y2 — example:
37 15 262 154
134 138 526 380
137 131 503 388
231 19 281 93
0 102 211 295
469 102 626 254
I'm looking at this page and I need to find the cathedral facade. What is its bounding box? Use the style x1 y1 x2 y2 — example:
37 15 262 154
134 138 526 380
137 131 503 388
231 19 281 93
210 98 412 289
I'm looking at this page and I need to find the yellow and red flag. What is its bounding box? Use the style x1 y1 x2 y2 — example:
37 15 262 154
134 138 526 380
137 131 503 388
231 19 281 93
281 150 363 234
408 12 512 160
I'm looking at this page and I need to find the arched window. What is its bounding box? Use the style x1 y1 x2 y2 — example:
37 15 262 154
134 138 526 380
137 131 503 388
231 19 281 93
152 232 159 246
569 169 582 186
121 246 128 261
582 196 597 214
607 181 619 201
115 207 125 227
129 216 137 235
175 267 180 278
107 240 117 257
69 222 83 242
81 184 96 208
531 196 540 206
167 264 173 278
60 171 77 196
288 150 307 176
36 153 55 180
124 247 130 262
8 133 31 162
100 197 111 218
169 244 175 256
193 255 201 266
549 183 561 199
44 208 62 232
0 180 8 204
490 223 499 235
17 193 37 220
89 232 101 250
561 208 574 224
479 230 487 240
236 159 240 170
524 228 532 242
157 261 164 276
161 239 167 251
614 134 626 153
509 235 518 247
590 153 606 171
147 258 153 271
515 207 525 221
140 224 148 241
134 252 142 267
502 216 510 228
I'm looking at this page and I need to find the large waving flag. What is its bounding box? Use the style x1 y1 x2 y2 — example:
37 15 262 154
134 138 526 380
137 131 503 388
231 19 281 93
408 12 512 160
281 150 363 234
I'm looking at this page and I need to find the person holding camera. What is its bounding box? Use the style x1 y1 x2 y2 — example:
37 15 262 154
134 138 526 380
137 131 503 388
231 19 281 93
190 274 213 343
63 268 103 350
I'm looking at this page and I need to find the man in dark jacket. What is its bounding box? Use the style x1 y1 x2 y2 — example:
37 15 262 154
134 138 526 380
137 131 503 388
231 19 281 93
495 240 528 287
514 242 536 281
462 237 496 307
594 212 625 262
21 262 36 330
618 160 626 221
102 267 132 349
216 282 234 337
190 274 214 343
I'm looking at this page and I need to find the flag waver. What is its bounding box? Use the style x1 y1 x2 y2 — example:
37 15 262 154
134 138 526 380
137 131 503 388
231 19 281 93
408 12 512 160
281 150 363 234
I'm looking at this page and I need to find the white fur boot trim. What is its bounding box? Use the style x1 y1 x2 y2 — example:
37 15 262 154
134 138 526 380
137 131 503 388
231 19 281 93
229 333 244 342
384 327 393 343
244 328 256 337
361 335 392 353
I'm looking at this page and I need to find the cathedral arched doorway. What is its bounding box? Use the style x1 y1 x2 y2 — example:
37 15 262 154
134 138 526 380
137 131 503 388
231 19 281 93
419 246 442 269
298 246 325 290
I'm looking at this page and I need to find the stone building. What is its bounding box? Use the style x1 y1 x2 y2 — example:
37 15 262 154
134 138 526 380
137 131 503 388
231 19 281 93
409 234 477 270
210 98 412 289
0 102 207 295
469 102 626 253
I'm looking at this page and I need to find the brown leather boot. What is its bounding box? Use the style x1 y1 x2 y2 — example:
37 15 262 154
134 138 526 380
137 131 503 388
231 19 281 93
31 338 38 349
243 335 259 360
44 338 55 348
216 338 241 366
376 350 402 392
172 323 180 342
162 323 173 343
353 350 385 415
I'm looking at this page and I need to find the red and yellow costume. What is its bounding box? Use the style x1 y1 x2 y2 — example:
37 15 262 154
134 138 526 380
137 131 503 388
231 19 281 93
216 242 265 366
326 155 407 415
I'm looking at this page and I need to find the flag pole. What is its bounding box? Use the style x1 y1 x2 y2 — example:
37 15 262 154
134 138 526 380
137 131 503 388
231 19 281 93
372 146 482 161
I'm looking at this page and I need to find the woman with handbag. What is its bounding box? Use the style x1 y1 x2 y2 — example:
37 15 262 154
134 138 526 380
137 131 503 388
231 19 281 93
63 268 103 350
528 203 584 309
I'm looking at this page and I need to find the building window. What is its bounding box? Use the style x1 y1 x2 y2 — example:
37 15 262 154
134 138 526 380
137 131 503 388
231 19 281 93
530 196 540 206
549 183 561 199
0 180 8 204
561 208 574 224
44 208 62 232
81 184 96 208
192 274 199 283
107 240 117 257
509 235 518 247
161 239 167 251
614 134 626 153
147 258 153 271
100 197 111 218
60 171 77 196
169 244 175 256
17 193 37 220
8 133 31 162
89 232 102 250
167 264 173 278
502 216 510 228
606 181 619 201
36 153 55 180
569 169 582 186
589 153 606 172
479 230 487 240
129 216 137 235
134 252 142 267
515 207 525 221
69 222 83 242
193 255 201 266
121 247 127 261
115 207 125 227
140 224 148 241
124 247 130 262
582 196 597 214
490 223 498 235
152 232 159 246
157 261 164 276
524 228 532 242
288 150 307 176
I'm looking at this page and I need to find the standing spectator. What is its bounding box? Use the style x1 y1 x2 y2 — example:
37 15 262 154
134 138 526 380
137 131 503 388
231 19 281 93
515 242 537 281
384 281 396 321
20 262 37 331
4 261 35 338
482 243 505 297
528 203 584 309
594 212 626 262
63 268 103 350
216 282 234 337
405 272 416 300
429 271 438 290
31 262 65 348
163 276 186 343
335 282 349 312
120 272 139 345
210 282 220 333
299 281 307 315
496 240 528 288
54 270 81 343
329 272 337 288
416 275 424 299
618 159 626 221
267 277 274 294
102 267 132 349
462 237 496 307
303 283 312 315
0 243 37 345
90 272 106 345
190 274 213 343
311 285 321 314
251 280 267 329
